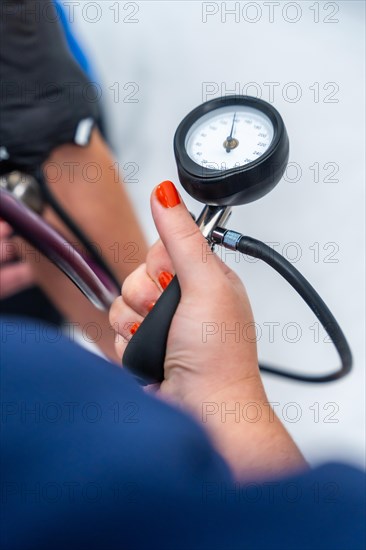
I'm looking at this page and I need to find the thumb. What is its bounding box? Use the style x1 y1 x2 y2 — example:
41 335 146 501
150 180 220 289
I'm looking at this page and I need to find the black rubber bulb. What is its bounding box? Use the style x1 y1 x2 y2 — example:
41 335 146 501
122 276 181 384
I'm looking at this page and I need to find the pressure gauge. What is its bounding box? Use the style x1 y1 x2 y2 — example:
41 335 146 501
174 95 289 206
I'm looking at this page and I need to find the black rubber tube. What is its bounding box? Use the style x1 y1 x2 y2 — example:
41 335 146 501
236 235 353 382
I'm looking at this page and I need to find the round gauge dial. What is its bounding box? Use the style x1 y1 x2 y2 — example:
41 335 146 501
174 95 289 206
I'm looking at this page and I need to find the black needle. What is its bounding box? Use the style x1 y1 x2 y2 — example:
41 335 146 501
225 112 236 153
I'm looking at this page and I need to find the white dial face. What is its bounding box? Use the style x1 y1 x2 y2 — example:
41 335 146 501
185 105 274 171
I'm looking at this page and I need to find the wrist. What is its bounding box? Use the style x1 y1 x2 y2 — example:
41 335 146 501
161 362 264 413
161 375 307 481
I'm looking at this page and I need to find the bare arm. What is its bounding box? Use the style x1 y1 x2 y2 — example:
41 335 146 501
30 129 147 361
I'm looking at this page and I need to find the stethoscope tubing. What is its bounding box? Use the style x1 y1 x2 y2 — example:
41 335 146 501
0 187 119 310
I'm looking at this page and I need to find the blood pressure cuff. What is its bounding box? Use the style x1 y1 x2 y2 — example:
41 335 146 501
0 0 100 174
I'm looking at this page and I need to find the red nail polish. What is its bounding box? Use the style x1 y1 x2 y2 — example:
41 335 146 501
148 302 156 312
155 180 181 208
158 271 173 290
130 322 140 335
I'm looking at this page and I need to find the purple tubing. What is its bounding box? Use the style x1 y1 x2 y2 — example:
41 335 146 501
0 188 119 310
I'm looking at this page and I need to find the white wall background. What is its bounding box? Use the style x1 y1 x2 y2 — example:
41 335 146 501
65 0 365 468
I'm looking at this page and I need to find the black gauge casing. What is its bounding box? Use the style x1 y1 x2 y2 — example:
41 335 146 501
173 95 289 206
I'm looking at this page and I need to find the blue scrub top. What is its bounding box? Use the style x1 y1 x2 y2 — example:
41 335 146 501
1 317 365 549
54 0 96 81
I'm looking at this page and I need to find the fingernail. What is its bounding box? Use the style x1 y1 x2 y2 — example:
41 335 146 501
155 180 181 208
158 271 173 290
130 322 140 335
148 302 155 312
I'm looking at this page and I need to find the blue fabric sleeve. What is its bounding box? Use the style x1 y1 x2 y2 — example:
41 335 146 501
53 0 96 81
1 316 365 549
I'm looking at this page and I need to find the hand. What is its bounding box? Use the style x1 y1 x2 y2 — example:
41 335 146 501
110 180 260 406
110 181 306 479
0 221 34 299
